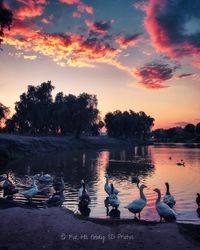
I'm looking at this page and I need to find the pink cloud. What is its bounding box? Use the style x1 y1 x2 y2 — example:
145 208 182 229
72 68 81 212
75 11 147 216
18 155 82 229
85 20 111 34
144 0 200 59
115 33 141 48
59 0 79 4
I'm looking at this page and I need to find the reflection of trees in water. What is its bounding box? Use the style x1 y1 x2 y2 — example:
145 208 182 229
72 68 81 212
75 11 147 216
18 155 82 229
107 146 155 181
2 146 154 207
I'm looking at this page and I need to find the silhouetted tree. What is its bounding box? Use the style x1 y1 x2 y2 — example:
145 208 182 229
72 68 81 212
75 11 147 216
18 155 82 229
0 0 12 46
196 123 200 135
0 102 9 129
183 123 195 140
105 110 154 140
13 81 54 134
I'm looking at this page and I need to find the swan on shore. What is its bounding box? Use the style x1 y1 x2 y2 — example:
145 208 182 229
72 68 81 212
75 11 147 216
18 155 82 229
163 182 176 208
104 174 119 195
108 183 120 209
154 188 176 222
124 184 147 220
22 176 38 203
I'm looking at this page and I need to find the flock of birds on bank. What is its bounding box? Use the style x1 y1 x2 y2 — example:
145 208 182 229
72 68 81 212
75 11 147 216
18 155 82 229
0 156 199 221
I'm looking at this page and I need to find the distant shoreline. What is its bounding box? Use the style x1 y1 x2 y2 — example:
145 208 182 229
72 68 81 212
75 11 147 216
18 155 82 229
0 134 146 164
1 134 200 165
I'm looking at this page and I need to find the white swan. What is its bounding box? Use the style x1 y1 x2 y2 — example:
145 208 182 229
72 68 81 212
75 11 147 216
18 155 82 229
124 184 147 219
108 183 120 208
163 182 176 208
104 174 119 195
22 176 38 202
154 188 176 222
39 172 52 182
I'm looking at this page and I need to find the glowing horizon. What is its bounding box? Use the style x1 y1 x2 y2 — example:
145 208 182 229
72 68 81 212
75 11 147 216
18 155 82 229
1 0 200 129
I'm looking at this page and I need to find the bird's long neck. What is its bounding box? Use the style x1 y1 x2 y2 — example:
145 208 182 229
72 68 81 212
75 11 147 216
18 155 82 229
32 178 37 189
82 183 86 193
166 183 170 195
156 191 161 203
140 187 146 200
105 177 109 185
111 184 114 194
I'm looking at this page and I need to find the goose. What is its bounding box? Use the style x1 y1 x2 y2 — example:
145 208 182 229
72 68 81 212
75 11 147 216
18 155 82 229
3 173 18 198
0 175 6 182
46 189 65 207
53 177 65 193
104 174 119 195
124 184 147 219
78 180 88 198
22 176 38 203
163 182 176 208
154 188 176 222
108 183 120 209
196 193 200 207
197 207 200 217
131 176 140 188
39 172 52 182
79 181 91 204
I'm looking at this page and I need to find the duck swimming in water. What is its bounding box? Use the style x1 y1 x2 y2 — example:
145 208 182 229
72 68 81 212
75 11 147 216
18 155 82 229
154 188 176 222
124 184 147 220
163 182 176 208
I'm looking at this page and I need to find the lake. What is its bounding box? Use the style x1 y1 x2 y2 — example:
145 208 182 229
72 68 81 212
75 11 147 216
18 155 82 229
0 143 200 223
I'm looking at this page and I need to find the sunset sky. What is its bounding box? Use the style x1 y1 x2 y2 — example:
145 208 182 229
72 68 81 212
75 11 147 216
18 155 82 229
1 0 200 128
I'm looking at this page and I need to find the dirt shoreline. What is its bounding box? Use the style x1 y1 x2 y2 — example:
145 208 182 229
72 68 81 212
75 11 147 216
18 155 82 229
0 207 200 250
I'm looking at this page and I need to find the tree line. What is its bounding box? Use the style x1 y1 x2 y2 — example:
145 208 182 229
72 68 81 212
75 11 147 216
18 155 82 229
0 81 154 140
152 124 200 143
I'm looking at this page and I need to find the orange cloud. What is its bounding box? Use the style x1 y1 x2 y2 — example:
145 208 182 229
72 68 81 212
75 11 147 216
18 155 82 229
115 33 141 48
14 5 44 20
59 0 79 4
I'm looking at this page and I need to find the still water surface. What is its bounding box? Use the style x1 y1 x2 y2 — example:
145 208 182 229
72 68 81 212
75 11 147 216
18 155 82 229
1 144 200 223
